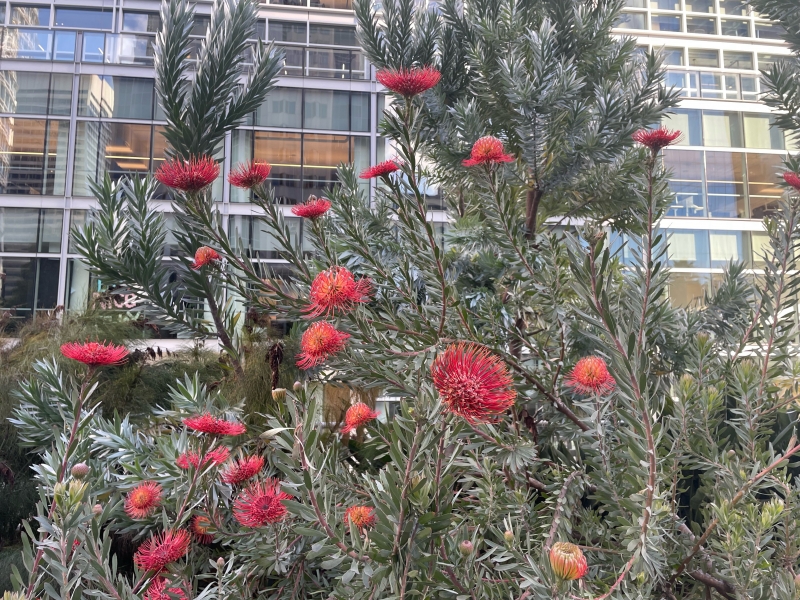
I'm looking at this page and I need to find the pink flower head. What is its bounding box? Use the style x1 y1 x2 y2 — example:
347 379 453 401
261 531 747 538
344 505 376 530
304 266 372 318
124 481 163 519
565 356 616 396
228 161 271 189
220 455 265 485
291 196 332 219
190 516 214 545
60 341 129 367
144 577 190 600
183 413 246 436
462 136 515 167
133 530 191 571
431 343 517 423
233 479 292 528
341 402 379 435
190 246 221 270
359 160 401 180
549 542 588 581
176 447 230 470
376 66 441 97
632 127 682 152
296 321 350 370
155 156 219 192
783 171 800 193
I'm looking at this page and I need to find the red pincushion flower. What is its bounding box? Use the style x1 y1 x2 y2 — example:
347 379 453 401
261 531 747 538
144 577 189 600
783 171 800 192
155 156 219 192
291 196 332 219
60 341 129 367
296 321 350 370
233 479 292 528
431 343 517 423
228 161 271 189
632 127 682 152
176 447 230 470
190 246 221 270
124 481 163 519
359 160 401 179
133 530 191 572
341 402 379 435
376 66 441 97
305 266 372 318
220 455 265 485
344 505 376 530
549 542 588 581
190 516 214 545
565 356 616 395
462 136 515 167
183 413 246 436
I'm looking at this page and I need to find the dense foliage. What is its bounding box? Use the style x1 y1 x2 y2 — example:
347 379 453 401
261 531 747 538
10 0 800 599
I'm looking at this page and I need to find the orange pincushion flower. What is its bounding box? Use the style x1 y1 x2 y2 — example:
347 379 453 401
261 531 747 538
220 455 265 485
632 127 682 152
190 516 214 545
124 481 163 519
431 343 517 423
376 66 441 97
549 542 588 581
783 171 800 192
359 160 401 179
133 530 191 571
344 506 376 530
233 479 292 528
565 356 615 395
462 136 515 167
183 413 246 436
305 266 372 318
155 156 219 192
341 402 379 435
176 447 230 470
144 577 189 600
291 196 332 219
60 341 129 366
228 161 271 189
296 321 350 370
190 246 221 270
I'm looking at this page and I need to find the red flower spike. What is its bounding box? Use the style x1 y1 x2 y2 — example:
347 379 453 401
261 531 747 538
190 516 214 545
183 413 246 436
549 542 588 581
144 577 190 600
344 506 376 530
783 171 800 193
220 455 265 485
376 66 441 97
431 343 517 423
359 160 401 179
304 266 372 318
124 481 163 519
190 246 221 270
291 196 332 219
462 136 515 167
296 322 350 370
228 161 271 189
176 447 231 470
155 156 219 192
565 356 616 396
632 127 682 152
133 530 191 572
60 341 129 367
341 402 379 435
233 479 292 528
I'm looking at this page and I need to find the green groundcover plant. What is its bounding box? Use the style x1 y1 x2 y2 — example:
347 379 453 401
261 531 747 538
10 0 800 598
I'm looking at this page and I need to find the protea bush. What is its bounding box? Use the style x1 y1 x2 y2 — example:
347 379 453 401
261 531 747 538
10 0 800 599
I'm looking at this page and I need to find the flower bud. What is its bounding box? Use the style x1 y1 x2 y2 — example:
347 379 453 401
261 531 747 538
504 530 514 544
727 449 736 459
549 542 588 581
71 463 90 480
216 557 225 569
459 540 474 556
293 381 302 392
271 388 286 402
92 504 103 517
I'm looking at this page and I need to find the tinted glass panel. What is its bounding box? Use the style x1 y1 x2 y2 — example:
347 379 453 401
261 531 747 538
651 15 681 32
0 118 69 195
55 8 112 29
706 151 745 218
702 111 743 147
724 51 753 69
309 25 357 46
662 48 684 66
269 21 306 43
616 12 646 29
11 5 50 26
720 19 749 37
688 49 719 67
748 153 784 219
303 89 350 130
256 88 301 128
123 12 160 33
686 17 716 35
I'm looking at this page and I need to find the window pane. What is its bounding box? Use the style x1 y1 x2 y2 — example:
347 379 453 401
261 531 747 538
719 0 747 15
686 17 716 35
269 21 306 44
11 5 50 26
309 24 357 46
40 209 62 253
53 31 76 61
661 47 684 66
755 22 784 40
256 131 302 204
303 134 348 198
73 121 101 196
0 118 68 195
720 19 749 37
123 12 160 33
709 231 742 266
688 48 719 67
685 0 714 12
750 232 771 267
0 208 39 251
724 51 753 69
191 15 210 36
105 77 154 119
54 8 112 29
303 89 350 130
49 74 72 115
669 272 710 308
67 258 91 311
702 111 743 147
664 150 706 217
3 29 53 59
353 136 370 181
663 109 702 146
77 74 107 117
616 12 647 29
229 215 301 258
743 113 784 150
650 0 679 8
256 87 301 127
667 229 710 268
104 123 152 182
625 0 646 6
0 71 49 114
747 153 784 219
351 92 369 132
651 15 681 32
758 54 789 70
310 0 351 6
706 151 745 218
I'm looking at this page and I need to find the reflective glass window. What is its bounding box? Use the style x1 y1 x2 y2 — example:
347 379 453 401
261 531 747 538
663 109 702 146
709 231 743 267
664 150 706 217
351 92 369 132
724 51 753 70
720 19 749 37
669 272 710 308
0 118 69 195
667 229 710 268
688 48 719 67
10 5 50 26
702 111 743 147
309 24 357 46
650 0 679 9
705 151 745 218
662 47 684 66
719 0 747 15
743 113 784 150
0 257 60 317
229 215 301 258
747 153 784 219
123 12 160 33
616 12 647 29
303 89 350 130
651 14 681 32
755 22 784 41
685 0 714 12
54 8 112 29
686 16 717 35
269 21 306 43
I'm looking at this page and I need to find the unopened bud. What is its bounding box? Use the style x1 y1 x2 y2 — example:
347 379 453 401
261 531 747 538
216 557 225 569
293 381 302 392
504 530 514 544
71 463 90 479
549 542 588 581
92 504 103 517
271 388 286 402
727 449 736 458
459 540 474 556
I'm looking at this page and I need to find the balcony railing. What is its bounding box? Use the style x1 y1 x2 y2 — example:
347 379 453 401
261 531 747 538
665 68 763 102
